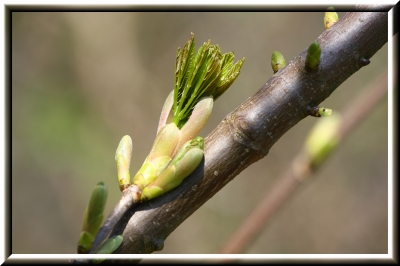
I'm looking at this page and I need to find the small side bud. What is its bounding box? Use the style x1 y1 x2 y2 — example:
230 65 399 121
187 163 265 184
360 58 370 66
324 7 339 29
308 106 333 117
115 135 133 191
271 51 286 73
305 42 321 71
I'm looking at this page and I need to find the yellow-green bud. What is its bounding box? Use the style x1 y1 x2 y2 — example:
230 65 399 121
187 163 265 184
304 114 341 167
271 51 286 73
141 137 204 201
324 8 339 29
309 106 333 117
115 135 133 191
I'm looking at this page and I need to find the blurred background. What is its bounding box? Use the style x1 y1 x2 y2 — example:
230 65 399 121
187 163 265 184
11 12 389 255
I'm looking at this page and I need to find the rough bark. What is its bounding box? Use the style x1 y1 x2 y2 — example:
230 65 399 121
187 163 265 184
107 7 392 257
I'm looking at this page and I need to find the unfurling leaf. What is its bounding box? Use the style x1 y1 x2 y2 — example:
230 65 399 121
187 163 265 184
173 33 245 129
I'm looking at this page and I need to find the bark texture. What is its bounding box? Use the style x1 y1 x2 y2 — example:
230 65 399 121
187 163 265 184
108 8 391 256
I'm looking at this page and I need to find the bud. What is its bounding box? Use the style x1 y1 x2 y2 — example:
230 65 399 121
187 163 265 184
271 51 286 73
78 182 107 253
92 235 123 263
141 137 204 201
115 135 133 191
305 42 321 71
304 114 341 167
309 106 333 117
324 8 339 29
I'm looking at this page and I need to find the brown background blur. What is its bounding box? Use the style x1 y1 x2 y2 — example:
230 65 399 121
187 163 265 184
11 12 389 254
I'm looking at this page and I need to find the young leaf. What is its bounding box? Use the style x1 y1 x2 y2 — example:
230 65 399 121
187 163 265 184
172 33 245 129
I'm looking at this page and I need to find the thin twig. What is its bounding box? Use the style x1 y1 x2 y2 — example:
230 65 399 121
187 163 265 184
339 71 389 139
218 70 388 255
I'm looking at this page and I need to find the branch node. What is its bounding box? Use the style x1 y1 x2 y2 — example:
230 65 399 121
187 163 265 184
142 234 165 252
226 113 269 156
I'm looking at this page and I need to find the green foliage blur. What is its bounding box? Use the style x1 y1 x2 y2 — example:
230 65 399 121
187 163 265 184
12 12 389 254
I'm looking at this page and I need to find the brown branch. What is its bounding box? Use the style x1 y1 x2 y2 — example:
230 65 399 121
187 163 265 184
338 71 389 139
92 6 392 261
217 69 388 255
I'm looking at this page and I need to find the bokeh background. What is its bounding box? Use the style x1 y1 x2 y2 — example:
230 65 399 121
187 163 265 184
11 12 390 255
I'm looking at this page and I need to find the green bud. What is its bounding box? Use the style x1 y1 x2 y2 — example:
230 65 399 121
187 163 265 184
271 51 286 73
141 136 204 201
318 107 333 117
309 106 333 117
133 97 212 192
132 123 181 190
77 231 95 254
115 135 133 191
305 114 341 167
78 182 107 254
133 33 244 203
92 235 123 264
305 42 321 71
86 182 107 234
324 8 339 29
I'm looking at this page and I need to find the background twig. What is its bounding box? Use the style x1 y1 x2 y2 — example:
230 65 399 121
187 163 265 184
218 69 389 255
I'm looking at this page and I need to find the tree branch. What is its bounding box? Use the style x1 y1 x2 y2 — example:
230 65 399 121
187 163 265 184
105 7 391 258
